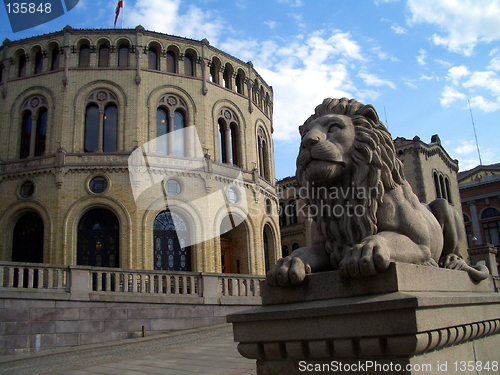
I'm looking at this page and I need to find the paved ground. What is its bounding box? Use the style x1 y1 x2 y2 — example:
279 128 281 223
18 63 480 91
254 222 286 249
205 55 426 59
0 324 256 375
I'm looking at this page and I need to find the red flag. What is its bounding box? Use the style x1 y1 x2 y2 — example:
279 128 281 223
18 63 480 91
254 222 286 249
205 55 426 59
114 1 123 27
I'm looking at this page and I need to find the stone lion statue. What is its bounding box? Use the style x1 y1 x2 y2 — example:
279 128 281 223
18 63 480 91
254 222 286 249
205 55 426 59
268 98 489 286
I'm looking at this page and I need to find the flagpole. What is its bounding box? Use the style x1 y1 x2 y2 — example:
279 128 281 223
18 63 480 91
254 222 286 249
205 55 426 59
121 0 124 29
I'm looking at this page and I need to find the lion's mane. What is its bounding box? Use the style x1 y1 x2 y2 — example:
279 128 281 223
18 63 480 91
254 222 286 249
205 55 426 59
296 98 405 269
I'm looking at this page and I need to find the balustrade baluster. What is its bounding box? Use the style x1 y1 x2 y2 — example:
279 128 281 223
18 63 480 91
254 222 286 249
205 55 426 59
8 267 15 287
27 268 33 288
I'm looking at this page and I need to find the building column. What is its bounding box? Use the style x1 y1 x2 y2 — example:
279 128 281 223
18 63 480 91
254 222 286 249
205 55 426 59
469 201 483 244
96 109 104 152
167 113 175 155
28 113 38 157
224 124 231 163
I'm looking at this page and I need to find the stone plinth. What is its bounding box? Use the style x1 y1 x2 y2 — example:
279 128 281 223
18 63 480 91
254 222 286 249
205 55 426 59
227 263 500 374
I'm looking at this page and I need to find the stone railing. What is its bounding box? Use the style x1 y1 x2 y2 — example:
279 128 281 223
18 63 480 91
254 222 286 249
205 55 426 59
0 261 263 305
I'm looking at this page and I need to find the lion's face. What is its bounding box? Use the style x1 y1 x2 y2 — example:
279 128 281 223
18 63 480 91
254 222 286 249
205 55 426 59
297 114 355 184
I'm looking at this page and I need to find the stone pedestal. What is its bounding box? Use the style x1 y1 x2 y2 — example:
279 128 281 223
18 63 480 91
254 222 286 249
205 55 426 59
227 263 500 374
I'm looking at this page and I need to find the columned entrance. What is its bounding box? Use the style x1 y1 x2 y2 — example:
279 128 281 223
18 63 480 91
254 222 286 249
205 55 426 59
13 212 44 263
153 211 191 271
220 215 248 274
77 208 119 267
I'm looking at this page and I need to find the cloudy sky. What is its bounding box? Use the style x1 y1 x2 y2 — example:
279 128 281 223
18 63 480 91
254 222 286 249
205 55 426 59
1 0 499 179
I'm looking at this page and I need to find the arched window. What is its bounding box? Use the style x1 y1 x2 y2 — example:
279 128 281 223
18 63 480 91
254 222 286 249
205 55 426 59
34 51 43 74
236 69 245 95
51 46 60 70
279 203 287 226
19 95 48 159
288 200 298 225
292 243 300 251
210 57 220 84
223 63 233 89
98 44 110 67
445 177 452 204
0 63 4 83
13 212 44 263
77 208 119 267
257 127 270 180
18 52 27 77
148 46 158 70
156 94 188 157
166 51 176 73
84 89 118 153
184 52 194 76
481 208 500 246
439 175 446 201
153 211 191 271
434 172 441 199
79 44 90 67
282 245 289 258
263 229 270 273
118 44 128 67
217 108 239 165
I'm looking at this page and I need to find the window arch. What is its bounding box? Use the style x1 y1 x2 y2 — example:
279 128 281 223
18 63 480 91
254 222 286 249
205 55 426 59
34 50 43 74
236 69 246 95
210 57 221 84
98 43 110 67
257 127 270 180
481 207 500 219
84 89 118 153
148 45 159 70
153 211 191 271
263 228 270 273
18 51 27 77
292 243 300 251
287 200 298 225
50 45 60 70
444 177 452 204
13 212 44 263
156 94 188 157
217 108 239 166
184 51 195 76
434 172 441 199
118 43 129 67
79 43 90 67
223 63 233 89
19 95 48 158
481 207 500 246
166 50 176 73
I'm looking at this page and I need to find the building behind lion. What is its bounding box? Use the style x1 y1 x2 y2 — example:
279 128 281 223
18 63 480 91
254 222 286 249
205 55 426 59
0 26 280 275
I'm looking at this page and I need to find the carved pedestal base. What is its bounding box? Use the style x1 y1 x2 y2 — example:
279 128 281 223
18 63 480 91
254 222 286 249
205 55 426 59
227 263 500 374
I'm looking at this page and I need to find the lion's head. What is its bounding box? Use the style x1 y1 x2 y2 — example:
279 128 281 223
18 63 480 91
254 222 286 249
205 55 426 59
296 98 405 268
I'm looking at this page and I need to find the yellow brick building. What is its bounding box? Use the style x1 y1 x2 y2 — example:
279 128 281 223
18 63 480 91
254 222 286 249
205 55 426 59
0 26 280 275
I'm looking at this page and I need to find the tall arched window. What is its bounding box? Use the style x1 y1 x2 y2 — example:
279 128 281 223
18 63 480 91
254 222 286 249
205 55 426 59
257 127 270 180
223 63 233 89
210 57 220 84
263 229 270 273
156 94 188 157
184 52 194 76
118 44 129 67
288 200 298 225
236 69 245 95
79 44 90 67
481 207 500 246
434 172 441 199
34 51 43 74
51 46 60 70
18 52 27 77
19 95 48 159
445 177 452 204
279 203 287 226
148 46 158 70
439 175 446 201
84 89 118 153
77 208 119 267
154 211 191 271
98 44 110 67
167 51 176 73
217 108 239 165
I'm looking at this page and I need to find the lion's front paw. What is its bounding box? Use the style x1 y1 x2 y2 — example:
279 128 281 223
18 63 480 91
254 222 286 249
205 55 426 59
266 256 311 286
339 235 391 278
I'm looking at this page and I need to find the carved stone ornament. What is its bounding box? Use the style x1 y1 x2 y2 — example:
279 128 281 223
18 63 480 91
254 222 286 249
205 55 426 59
267 97 489 286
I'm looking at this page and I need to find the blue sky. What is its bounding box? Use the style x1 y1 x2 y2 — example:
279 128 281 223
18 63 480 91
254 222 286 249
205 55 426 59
2 0 500 179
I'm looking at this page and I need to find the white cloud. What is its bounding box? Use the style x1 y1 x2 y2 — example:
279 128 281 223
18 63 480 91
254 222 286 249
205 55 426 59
469 96 500 112
420 75 434 81
127 0 224 44
446 65 470 85
440 85 466 107
417 49 427 65
453 140 477 155
487 57 500 71
276 0 304 6
391 25 407 34
264 20 278 29
358 72 396 89
463 71 500 96
435 59 453 68
407 0 500 56
371 46 399 61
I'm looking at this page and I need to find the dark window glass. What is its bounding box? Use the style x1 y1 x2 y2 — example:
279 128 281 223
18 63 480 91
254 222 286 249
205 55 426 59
13 212 44 264
174 111 184 157
483 220 500 246
84 105 99 152
79 44 90 67
18 54 26 77
288 200 297 225
98 45 109 67
263 229 270 273
434 172 441 199
0 63 3 83
34 51 43 74
463 214 470 223
103 105 117 152
51 47 60 70
89 176 108 193
20 181 34 198
35 108 47 156
184 54 193 76
230 123 238 166
20 112 32 158
292 243 300 250
465 225 472 247
279 203 287 226
439 175 446 201
156 108 167 155
282 245 289 257
482 208 500 219
148 47 158 70
218 120 226 163
167 51 176 73
224 68 231 89
210 62 218 83
236 71 245 94
118 44 128 67
445 177 452 204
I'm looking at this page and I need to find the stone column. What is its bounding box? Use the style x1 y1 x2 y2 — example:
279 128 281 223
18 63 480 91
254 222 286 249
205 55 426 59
96 109 104 152
63 46 70 87
224 124 231 163
469 201 483 244
28 113 38 158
